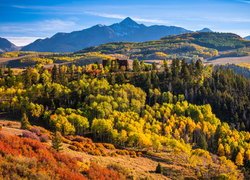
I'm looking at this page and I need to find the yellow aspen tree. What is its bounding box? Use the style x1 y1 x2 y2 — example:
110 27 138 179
235 152 244 166
217 144 225 156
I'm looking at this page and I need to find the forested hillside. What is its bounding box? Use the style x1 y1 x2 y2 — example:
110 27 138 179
162 32 250 51
0 59 250 178
79 32 250 62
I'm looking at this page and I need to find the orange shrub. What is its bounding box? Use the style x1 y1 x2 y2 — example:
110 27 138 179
116 150 129 156
69 145 79 151
103 143 115 150
72 142 84 149
129 151 137 158
87 162 124 180
96 143 105 149
89 149 102 156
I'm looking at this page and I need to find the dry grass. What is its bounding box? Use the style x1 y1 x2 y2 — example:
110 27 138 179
238 63 250 69
63 144 169 180
206 55 250 65
0 120 23 136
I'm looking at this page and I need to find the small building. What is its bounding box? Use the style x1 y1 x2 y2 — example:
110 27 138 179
102 58 133 71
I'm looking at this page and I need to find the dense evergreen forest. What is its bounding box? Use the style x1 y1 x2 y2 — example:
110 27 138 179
0 59 250 174
107 60 250 129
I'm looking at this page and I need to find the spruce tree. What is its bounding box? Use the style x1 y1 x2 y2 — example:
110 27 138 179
21 112 30 129
52 131 63 152
155 163 163 174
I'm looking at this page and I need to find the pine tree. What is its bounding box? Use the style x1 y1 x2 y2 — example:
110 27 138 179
52 131 63 152
197 132 208 150
21 112 30 129
52 65 58 82
155 163 163 174
0 67 3 77
133 59 141 72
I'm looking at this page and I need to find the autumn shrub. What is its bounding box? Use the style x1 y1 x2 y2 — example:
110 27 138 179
108 163 132 178
215 173 230 179
30 127 41 136
87 162 124 180
6 122 12 127
103 143 115 150
96 143 105 149
69 145 79 151
54 153 79 169
73 136 91 143
84 142 95 150
0 132 86 180
40 134 49 142
99 148 107 156
62 137 72 144
89 149 102 156
22 131 40 141
109 152 117 157
66 135 93 144
129 151 137 158
137 152 142 157
72 142 84 149
116 150 129 156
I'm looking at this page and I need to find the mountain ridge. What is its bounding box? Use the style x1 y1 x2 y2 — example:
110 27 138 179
245 36 250 40
21 17 194 52
197 28 213 32
0 37 19 53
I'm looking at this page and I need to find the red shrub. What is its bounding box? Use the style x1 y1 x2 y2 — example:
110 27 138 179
56 167 87 180
0 132 85 179
87 162 123 180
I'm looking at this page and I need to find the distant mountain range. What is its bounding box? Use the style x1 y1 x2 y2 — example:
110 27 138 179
0 37 19 53
21 17 214 53
197 28 213 33
245 36 250 40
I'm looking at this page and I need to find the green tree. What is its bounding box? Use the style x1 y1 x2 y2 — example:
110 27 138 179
21 112 30 130
133 59 141 72
197 132 208 150
52 131 63 152
155 163 163 174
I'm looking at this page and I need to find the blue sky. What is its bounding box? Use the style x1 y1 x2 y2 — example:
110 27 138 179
1 0 250 46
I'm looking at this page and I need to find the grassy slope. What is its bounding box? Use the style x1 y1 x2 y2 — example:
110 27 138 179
0 120 243 180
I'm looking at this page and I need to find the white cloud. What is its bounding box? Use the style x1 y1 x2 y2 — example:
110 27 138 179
0 19 83 37
0 19 85 46
5 37 42 46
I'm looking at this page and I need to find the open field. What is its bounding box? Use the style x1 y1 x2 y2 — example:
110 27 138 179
205 55 250 65
0 55 34 63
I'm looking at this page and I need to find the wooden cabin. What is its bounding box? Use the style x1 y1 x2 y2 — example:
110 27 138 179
102 58 133 71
